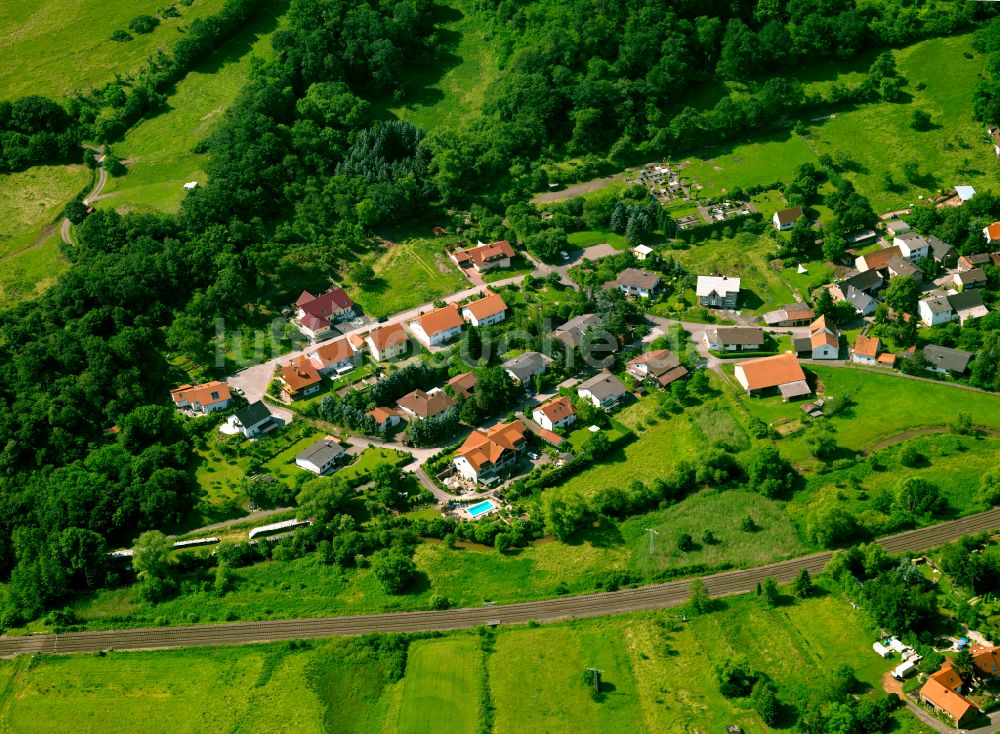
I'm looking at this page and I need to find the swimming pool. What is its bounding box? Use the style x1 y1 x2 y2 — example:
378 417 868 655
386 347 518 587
466 500 497 518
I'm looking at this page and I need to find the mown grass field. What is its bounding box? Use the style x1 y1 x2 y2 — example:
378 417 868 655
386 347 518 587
808 33 996 212
0 164 90 306
397 638 481 734
345 238 469 318
389 0 498 133
98 4 285 214
0 0 227 99
338 447 412 485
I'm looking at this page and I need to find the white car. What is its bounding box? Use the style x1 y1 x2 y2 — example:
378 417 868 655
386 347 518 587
527 451 540 460
560 251 570 261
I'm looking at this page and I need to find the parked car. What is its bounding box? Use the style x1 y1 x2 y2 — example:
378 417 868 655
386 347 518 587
560 250 570 261
527 451 540 460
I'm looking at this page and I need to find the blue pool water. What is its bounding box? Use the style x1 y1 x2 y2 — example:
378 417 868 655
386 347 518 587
466 500 497 518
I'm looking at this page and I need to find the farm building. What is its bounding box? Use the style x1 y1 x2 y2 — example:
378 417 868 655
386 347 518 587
734 353 810 399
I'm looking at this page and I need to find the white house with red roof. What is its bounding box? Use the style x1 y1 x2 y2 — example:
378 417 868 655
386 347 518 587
453 419 527 483
461 291 508 327
984 222 1000 246
450 241 515 273
293 288 355 342
408 303 464 347
170 381 232 413
306 337 359 376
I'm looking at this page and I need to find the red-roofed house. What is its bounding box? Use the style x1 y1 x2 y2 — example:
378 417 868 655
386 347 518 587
368 407 404 431
365 322 409 361
454 419 527 483
449 241 516 273
307 337 359 375
279 356 323 400
408 303 464 347
294 288 355 342
461 291 508 327
531 396 576 432
850 334 881 366
170 381 232 413
734 353 811 399
983 221 1000 246
808 316 840 360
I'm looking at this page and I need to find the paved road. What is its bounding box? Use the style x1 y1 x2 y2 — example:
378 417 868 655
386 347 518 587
2 507 998 658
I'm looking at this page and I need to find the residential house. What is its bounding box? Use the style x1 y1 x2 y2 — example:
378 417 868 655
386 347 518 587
225 401 274 438
170 381 231 413
626 349 688 389
877 352 896 368
632 244 653 261
449 240 515 273
408 303 464 347
553 313 603 350
295 438 346 475
293 288 355 342
447 372 478 399
453 419 527 484
887 256 923 283
461 290 508 327
927 235 957 267
983 221 1000 247
855 245 903 274
918 294 955 327
503 351 550 385
532 396 576 432
772 206 803 231
807 315 840 360
923 345 974 375
365 322 408 361
839 269 884 294
958 252 1000 271
696 275 741 309
762 302 814 327
279 356 322 400
850 334 881 366
950 289 989 324
734 353 811 399
893 232 930 261
613 268 660 298
917 647 1000 729
368 407 404 432
396 388 457 421
703 327 765 352
306 337 358 376
954 268 987 291
577 371 629 409
843 285 877 317
885 220 910 237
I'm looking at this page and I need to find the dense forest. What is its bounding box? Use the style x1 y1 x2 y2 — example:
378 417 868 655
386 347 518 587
0 0 998 623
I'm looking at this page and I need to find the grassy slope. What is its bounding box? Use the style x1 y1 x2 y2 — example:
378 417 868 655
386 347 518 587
0 0 227 100
0 165 90 306
808 33 995 212
397 638 481 734
98 4 286 214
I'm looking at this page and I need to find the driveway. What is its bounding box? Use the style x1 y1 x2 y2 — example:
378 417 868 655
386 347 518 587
532 243 619 287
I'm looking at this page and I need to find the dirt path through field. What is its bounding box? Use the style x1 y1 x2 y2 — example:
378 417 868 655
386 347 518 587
531 173 623 203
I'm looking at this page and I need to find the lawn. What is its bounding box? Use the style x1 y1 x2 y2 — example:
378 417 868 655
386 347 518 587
260 429 328 480
0 164 90 306
345 238 468 318
679 130 820 199
670 232 798 314
490 625 644 734
808 33 996 212
338 447 413 486
0 0 228 99
397 638 481 734
388 0 499 134
567 229 631 251
97 4 285 214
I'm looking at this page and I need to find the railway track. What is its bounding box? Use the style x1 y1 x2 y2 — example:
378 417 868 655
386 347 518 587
2 507 998 658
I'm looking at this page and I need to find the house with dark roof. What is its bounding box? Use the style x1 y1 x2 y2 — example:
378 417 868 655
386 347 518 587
923 344 974 375
949 289 989 324
839 269 884 294
626 349 688 388
703 327 765 352
918 293 955 327
926 235 957 267
772 206 803 231
762 302 814 327
225 401 274 438
293 288 355 342
734 353 811 399
396 388 457 421
892 232 930 261
887 256 923 283
885 219 910 237
613 268 660 298
843 285 877 316
295 438 346 475
577 371 629 409
532 396 576 432
553 314 604 350
954 268 987 291
453 419 527 484
503 351 550 385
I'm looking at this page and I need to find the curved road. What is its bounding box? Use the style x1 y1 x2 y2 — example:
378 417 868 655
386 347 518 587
2 507 999 658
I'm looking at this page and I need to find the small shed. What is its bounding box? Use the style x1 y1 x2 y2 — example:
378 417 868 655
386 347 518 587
183 181 199 190
888 637 908 654
872 642 892 658
892 660 916 679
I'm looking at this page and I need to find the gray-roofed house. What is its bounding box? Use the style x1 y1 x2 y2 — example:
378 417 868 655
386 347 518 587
893 232 930 261
926 236 957 267
226 401 274 438
840 269 884 294
772 206 804 231
887 256 923 283
614 268 660 298
503 351 551 385
577 371 629 409
553 313 603 350
703 327 765 352
295 438 346 475
885 220 910 237
954 268 987 291
792 336 813 354
762 302 814 327
845 286 877 316
949 289 989 324
918 294 955 327
923 345 974 375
